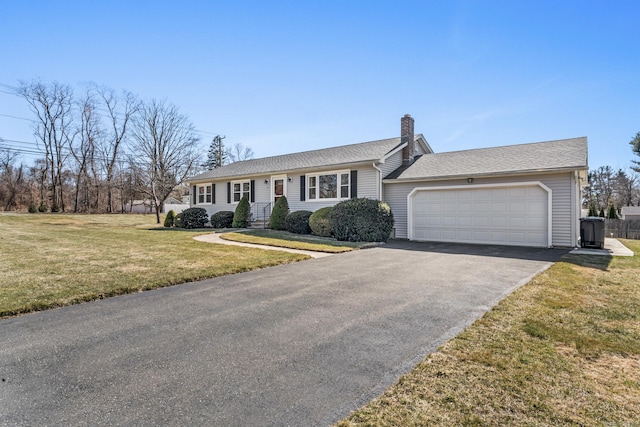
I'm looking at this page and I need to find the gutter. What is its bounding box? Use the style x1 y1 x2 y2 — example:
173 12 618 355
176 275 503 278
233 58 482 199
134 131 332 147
382 166 589 184
188 160 381 184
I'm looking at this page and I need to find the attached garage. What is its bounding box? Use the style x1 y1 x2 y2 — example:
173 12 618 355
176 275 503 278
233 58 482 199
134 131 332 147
408 182 552 247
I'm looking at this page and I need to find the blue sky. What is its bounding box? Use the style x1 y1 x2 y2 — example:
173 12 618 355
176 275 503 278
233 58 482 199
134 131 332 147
1 0 639 171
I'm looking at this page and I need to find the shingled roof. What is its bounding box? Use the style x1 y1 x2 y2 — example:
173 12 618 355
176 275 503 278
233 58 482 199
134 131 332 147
385 137 588 181
189 136 421 181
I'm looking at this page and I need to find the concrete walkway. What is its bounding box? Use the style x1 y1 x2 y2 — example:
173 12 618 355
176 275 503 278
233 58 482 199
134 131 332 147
193 232 335 258
570 238 635 256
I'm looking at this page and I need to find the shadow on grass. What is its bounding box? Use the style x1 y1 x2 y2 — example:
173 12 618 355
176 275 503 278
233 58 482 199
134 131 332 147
559 253 613 271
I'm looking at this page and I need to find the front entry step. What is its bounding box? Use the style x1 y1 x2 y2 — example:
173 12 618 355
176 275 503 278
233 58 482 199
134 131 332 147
249 220 269 229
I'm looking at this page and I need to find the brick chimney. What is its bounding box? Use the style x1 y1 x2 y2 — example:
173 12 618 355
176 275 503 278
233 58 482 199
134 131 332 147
401 114 415 165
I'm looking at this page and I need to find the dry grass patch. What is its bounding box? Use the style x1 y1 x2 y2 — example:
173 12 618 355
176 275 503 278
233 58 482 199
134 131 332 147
0 213 308 318
337 240 640 426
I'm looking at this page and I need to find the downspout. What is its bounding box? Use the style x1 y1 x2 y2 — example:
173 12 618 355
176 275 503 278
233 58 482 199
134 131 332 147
372 162 383 200
573 171 580 247
571 171 584 247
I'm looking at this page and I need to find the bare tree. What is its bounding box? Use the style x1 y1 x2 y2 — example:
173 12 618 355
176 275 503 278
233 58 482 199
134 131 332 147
30 159 48 210
95 85 140 212
0 149 26 211
18 81 74 211
71 89 102 212
588 166 616 211
228 142 254 163
614 169 638 208
131 99 200 223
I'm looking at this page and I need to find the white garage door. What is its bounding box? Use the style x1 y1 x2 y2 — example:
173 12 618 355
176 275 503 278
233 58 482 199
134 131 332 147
410 184 549 247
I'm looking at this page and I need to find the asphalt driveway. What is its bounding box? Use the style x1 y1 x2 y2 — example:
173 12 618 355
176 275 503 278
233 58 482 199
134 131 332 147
0 241 566 426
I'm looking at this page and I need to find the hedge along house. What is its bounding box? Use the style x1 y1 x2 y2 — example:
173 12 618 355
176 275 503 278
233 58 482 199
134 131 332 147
187 115 589 248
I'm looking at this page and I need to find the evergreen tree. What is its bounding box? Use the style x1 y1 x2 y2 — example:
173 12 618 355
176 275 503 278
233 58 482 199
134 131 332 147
630 131 640 173
202 135 228 170
269 196 289 230
607 204 618 219
232 196 251 228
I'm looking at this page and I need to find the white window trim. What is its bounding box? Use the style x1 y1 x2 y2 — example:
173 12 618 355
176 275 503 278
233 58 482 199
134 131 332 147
231 179 251 204
196 184 213 205
306 170 350 202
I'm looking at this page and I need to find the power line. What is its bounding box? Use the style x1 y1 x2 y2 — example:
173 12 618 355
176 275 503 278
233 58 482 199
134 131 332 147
0 81 226 138
0 136 200 168
0 113 35 122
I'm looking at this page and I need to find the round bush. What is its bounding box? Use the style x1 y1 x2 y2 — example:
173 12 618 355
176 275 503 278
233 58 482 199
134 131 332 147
28 203 37 213
269 196 289 230
164 210 176 227
177 207 209 229
211 211 234 228
38 202 48 212
309 207 334 237
331 198 394 242
232 196 251 228
285 210 312 234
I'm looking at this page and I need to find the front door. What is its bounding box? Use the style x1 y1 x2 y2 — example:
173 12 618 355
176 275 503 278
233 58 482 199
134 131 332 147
272 175 286 206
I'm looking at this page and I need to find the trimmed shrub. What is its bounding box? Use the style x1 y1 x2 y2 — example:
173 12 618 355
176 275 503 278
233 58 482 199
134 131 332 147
211 211 234 228
232 196 251 228
28 203 37 213
177 207 209 229
164 210 176 227
38 202 48 212
331 198 394 242
174 212 183 228
285 210 312 234
269 196 289 230
608 205 618 219
50 203 60 213
309 207 334 237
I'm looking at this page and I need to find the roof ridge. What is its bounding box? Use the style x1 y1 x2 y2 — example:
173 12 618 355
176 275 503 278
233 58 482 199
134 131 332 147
230 136 403 166
431 136 587 157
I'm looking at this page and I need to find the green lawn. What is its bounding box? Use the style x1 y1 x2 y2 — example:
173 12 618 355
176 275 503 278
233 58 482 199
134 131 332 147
0 213 308 318
337 240 640 426
220 229 373 253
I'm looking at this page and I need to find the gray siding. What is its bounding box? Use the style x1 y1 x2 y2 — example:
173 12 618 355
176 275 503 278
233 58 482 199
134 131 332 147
384 172 576 247
288 166 379 213
190 174 271 217
414 142 428 155
379 151 403 177
192 166 381 218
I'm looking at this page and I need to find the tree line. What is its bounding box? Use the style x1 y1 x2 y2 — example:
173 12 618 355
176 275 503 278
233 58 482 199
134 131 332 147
584 132 640 218
0 80 251 223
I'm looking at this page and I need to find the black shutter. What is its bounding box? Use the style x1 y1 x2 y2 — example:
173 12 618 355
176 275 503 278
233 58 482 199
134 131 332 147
227 182 231 204
300 175 306 201
350 170 358 198
192 185 196 205
212 184 216 204
250 179 255 203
